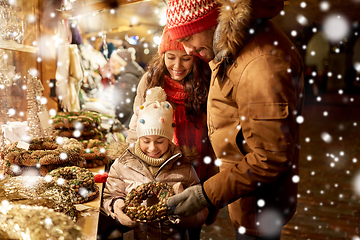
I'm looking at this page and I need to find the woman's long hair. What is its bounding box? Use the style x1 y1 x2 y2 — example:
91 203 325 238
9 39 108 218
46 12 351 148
143 53 211 124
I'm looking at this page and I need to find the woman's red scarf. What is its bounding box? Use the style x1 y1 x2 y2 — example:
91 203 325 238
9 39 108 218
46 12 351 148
162 75 203 162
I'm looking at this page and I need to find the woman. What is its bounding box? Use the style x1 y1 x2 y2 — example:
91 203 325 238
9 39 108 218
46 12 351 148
127 26 217 183
126 26 218 240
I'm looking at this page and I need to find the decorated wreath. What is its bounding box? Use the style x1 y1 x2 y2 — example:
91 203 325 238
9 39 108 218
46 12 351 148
52 111 101 129
53 128 104 141
0 175 78 221
0 204 84 240
49 166 99 204
81 139 109 168
1 137 85 177
123 182 174 222
52 111 104 140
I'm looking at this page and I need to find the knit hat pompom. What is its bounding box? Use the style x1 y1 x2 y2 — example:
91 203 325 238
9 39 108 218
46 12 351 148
137 87 174 140
145 86 167 102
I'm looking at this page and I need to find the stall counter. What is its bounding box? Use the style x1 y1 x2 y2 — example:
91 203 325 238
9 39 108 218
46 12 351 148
76 165 105 240
0 165 105 240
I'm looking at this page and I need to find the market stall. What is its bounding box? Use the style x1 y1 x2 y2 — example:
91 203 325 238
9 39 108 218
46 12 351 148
0 0 171 238
0 1 128 239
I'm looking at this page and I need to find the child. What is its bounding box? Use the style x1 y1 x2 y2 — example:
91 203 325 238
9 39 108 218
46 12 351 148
103 87 208 239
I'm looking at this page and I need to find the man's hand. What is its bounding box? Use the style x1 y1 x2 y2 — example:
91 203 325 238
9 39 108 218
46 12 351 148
113 199 137 227
167 184 211 217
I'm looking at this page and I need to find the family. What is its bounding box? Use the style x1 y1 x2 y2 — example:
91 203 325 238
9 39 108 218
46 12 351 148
103 0 305 239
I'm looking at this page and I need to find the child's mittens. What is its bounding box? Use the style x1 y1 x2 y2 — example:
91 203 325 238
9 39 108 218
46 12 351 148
114 199 138 227
172 182 184 194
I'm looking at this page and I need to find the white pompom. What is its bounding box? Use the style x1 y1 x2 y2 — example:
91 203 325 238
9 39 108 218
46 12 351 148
145 87 167 102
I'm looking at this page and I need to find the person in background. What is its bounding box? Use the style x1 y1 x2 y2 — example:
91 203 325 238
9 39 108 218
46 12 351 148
110 48 144 129
100 41 116 60
165 0 305 239
103 87 208 239
126 26 217 239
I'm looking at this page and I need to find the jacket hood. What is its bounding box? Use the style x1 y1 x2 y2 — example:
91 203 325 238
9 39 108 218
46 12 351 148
214 0 283 62
179 145 199 165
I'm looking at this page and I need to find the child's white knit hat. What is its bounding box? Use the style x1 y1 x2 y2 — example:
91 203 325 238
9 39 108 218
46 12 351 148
136 87 175 140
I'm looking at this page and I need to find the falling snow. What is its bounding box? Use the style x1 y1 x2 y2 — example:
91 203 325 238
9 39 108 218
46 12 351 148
56 178 65 185
1 1 360 239
238 226 246 234
257 210 284 236
323 14 350 42
292 175 300 183
321 132 333 143
59 152 67 160
297 15 308 26
353 173 360 196
55 137 64 145
257 199 265 207
319 1 330 11
203 156 212 164
296 115 304 124
78 187 89 198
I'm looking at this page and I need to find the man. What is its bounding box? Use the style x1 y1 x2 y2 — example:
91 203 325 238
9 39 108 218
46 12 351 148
166 0 304 239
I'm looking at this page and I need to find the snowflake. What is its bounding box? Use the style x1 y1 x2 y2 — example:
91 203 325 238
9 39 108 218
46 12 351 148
203 156 212 164
323 14 350 42
257 209 284 236
321 132 332 143
60 152 67 160
353 172 360 196
79 187 89 198
238 226 246 234
292 175 300 183
257 199 265 207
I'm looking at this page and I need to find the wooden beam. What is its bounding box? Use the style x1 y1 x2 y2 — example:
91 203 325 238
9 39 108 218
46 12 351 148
60 0 146 19
82 26 132 39
116 0 147 5
60 2 110 19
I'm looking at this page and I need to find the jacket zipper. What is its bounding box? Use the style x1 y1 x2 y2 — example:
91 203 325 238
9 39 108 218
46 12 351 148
154 153 181 179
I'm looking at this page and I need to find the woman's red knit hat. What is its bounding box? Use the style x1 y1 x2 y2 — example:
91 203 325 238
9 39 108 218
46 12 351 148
158 26 185 55
166 0 219 41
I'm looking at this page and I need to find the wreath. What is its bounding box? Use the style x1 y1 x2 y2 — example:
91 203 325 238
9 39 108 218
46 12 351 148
80 139 109 168
123 182 174 222
49 166 99 204
2 137 84 177
52 111 104 141
52 111 101 129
